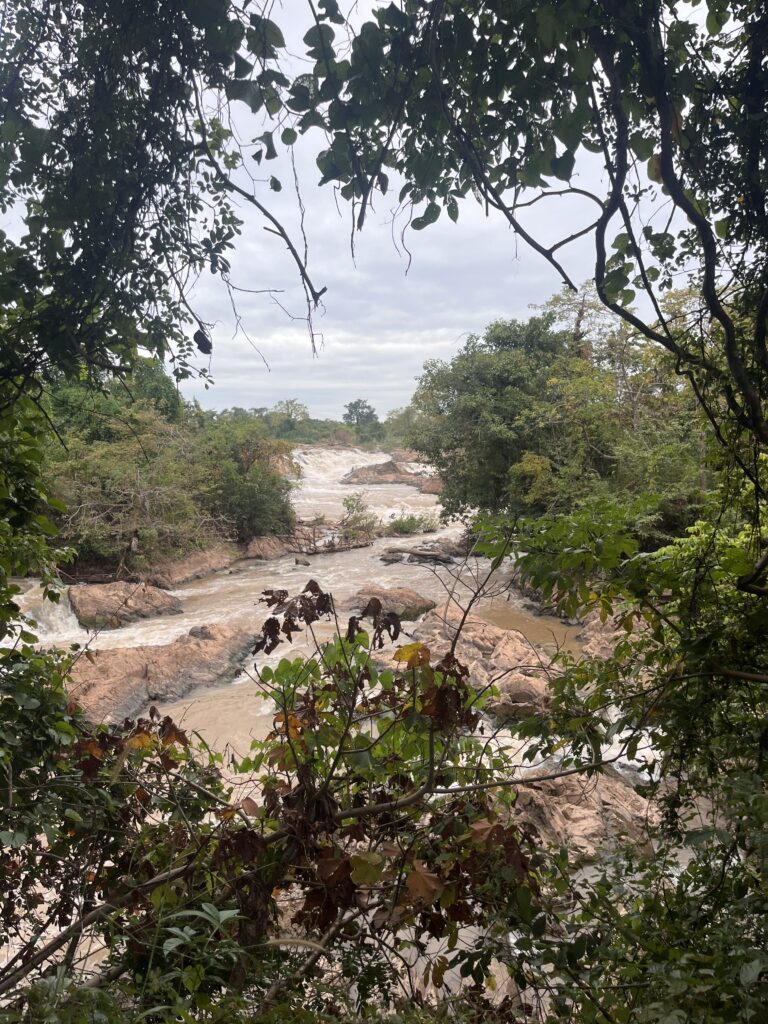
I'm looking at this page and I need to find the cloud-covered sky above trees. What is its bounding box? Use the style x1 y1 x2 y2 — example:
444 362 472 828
180 7 600 420
183 155 597 419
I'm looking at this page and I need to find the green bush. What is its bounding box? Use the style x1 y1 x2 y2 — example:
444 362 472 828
387 511 438 536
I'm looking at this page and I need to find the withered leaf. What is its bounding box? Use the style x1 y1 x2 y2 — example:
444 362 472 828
394 642 431 668
406 863 444 905
360 597 382 619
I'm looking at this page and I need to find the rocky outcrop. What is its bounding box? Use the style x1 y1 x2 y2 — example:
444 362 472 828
68 582 182 630
397 602 555 718
379 535 473 565
147 544 239 588
342 457 440 494
245 536 292 560
418 475 442 495
380 545 455 565
68 625 255 723
342 586 436 622
343 458 424 487
512 768 656 863
577 609 623 660
489 672 551 719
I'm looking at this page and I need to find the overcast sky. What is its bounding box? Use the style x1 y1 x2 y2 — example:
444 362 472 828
177 5 603 420
179 4 606 419
181 138 601 420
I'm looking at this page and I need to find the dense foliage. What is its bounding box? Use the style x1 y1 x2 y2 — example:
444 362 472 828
43 362 294 574
2 1 768 1022
411 290 709 546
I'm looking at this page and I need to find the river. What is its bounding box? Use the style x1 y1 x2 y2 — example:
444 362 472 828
18 447 579 752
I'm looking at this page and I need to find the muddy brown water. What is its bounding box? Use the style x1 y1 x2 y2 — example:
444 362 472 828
18 446 578 753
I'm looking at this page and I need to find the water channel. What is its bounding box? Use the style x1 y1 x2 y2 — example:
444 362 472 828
18 447 580 752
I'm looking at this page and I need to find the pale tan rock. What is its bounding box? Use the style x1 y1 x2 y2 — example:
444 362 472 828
577 608 644 660
68 582 182 630
147 544 239 588
343 586 436 622
418 475 442 495
244 536 291 560
405 603 557 703
68 624 255 723
489 672 551 719
342 459 433 488
512 769 656 863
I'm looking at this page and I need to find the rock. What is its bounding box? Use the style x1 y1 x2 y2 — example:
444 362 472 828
68 582 182 630
147 544 239 588
403 602 556 703
488 672 551 719
68 625 255 723
406 547 455 564
245 536 291 560
295 557 311 567
512 768 656 863
577 608 627 660
379 537 470 565
380 549 406 564
419 475 442 495
342 458 439 491
343 586 436 622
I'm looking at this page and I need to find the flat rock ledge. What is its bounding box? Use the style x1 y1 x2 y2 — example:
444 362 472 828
513 768 656 864
342 458 441 494
342 585 436 622
68 582 182 630
147 544 240 588
68 624 255 723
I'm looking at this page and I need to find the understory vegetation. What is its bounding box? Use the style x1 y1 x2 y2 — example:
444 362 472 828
42 363 295 576
408 288 709 548
2 1 768 1022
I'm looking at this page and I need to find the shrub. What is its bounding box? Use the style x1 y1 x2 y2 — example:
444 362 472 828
387 511 438 536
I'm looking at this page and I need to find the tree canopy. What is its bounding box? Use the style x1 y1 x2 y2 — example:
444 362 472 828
2 2 768 1022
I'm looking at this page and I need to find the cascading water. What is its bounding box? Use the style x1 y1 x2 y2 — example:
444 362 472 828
17 447 578 750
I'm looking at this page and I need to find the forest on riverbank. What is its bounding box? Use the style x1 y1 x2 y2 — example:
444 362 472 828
41 364 424 576
2 2 767 1023
42 284 714 578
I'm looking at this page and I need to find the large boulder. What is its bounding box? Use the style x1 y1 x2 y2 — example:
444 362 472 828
147 544 239 588
244 536 291 560
512 769 656 863
68 582 182 630
68 624 255 722
399 603 556 713
343 585 436 621
489 672 551 719
342 459 436 489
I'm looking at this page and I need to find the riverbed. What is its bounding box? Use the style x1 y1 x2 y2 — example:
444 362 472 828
18 446 580 752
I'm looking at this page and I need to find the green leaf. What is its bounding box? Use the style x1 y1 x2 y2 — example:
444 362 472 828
411 202 440 230
233 53 253 79
303 23 335 59
225 79 263 113
248 13 286 51
281 127 298 145
350 852 384 885
549 151 575 180
739 959 763 987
